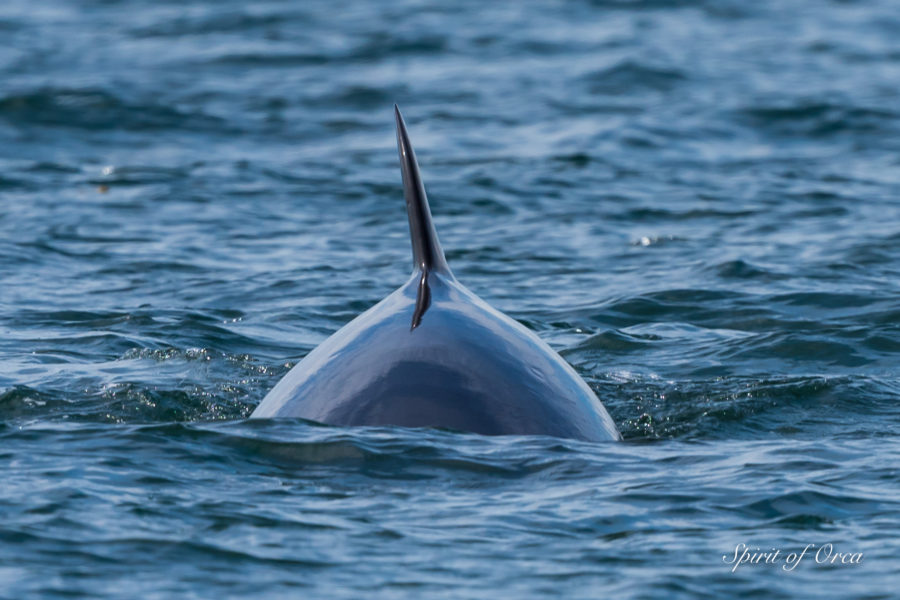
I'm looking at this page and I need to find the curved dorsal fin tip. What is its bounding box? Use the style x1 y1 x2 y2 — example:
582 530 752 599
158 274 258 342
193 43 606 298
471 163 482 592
394 106 451 277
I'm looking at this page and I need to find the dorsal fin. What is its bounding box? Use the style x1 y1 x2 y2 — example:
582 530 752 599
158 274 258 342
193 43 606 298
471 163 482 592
394 105 451 277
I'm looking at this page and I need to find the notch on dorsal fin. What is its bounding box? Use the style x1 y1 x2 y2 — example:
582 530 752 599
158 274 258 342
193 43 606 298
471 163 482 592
394 105 451 277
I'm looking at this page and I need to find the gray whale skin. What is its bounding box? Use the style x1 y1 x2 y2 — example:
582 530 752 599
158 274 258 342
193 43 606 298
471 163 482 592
251 106 621 443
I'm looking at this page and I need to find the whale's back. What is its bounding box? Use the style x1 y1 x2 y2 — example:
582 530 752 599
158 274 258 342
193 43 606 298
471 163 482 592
253 275 620 441
251 106 621 442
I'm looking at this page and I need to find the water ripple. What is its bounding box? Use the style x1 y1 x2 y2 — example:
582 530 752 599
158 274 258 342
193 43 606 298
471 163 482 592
2 0 899 596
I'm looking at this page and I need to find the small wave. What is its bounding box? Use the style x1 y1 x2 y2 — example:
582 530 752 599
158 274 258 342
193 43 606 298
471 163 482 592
736 490 882 523
630 234 685 247
569 329 651 353
350 33 449 60
585 0 707 10
617 206 759 221
600 288 741 325
581 60 686 94
730 333 869 367
131 11 302 38
0 88 228 132
88 165 192 186
771 291 882 310
206 51 333 67
305 85 405 110
605 374 898 440
709 259 788 280
736 101 898 138
96 382 254 423
14 309 136 328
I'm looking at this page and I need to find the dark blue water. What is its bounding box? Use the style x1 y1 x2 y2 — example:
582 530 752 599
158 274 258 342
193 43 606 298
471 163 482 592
2 0 899 597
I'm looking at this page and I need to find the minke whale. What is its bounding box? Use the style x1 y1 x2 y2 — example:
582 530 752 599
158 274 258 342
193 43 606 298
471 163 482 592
251 106 621 442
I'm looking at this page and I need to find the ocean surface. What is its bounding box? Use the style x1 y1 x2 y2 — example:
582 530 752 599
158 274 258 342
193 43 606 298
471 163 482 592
1 0 899 597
